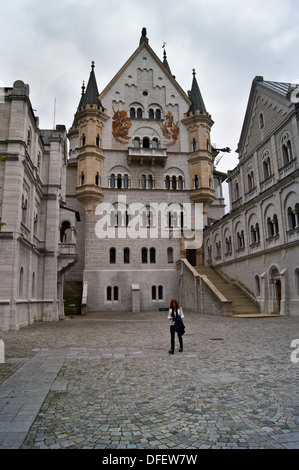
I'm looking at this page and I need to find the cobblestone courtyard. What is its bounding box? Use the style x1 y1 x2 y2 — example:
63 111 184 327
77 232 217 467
0 311 299 449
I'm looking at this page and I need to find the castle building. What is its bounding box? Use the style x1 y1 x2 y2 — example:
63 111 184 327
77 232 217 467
0 81 79 331
203 76 299 316
64 28 226 314
2 29 297 331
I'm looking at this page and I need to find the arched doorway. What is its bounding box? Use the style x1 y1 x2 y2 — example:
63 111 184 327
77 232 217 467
270 267 281 313
186 249 197 267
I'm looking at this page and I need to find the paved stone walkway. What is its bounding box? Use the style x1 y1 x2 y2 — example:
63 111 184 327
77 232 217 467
0 311 299 449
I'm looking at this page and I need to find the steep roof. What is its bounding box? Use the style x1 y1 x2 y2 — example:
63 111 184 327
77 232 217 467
187 69 206 115
71 62 105 128
262 79 294 96
80 61 104 110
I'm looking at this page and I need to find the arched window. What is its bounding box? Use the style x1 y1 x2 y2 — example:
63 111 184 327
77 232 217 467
259 113 264 129
262 150 271 180
287 207 296 230
81 134 86 146
95 172 100 186
96 134 100 147
267 217 274 238
110 247 116 264
247 169 254 191
237 230 245 250
172 175 177 190
143 137 150 148
281 133 293 165
110 173 115 188
225 236 232 254
150 247 156 263
19 267 24 298
130 108 136 119
256 223 260 242
158 285 163 300
267 215 279 238
124 248 130 264
60 220 71 243
133 137 140 148
124 174 129 188
142 247 148 263
117 174 122 189
156 109 161 120
80 172 85 186
254 275 261 296
165 175 170 189
107 286 112 301
141 174 146 189
149 109 154 119
152 138 159 148
178 176 183 190
114 286 119 301
137 108 142 119
148 174 153 189
152 286 156 300
194 175 200 189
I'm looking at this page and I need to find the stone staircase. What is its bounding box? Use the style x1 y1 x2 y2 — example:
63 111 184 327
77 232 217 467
196 266 261 316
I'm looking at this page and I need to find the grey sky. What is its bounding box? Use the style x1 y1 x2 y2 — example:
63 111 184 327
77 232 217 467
1 0 298 176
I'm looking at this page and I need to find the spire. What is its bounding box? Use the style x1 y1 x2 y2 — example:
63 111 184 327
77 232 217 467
162 43 172 76
187 69 206 115
80 61 104 110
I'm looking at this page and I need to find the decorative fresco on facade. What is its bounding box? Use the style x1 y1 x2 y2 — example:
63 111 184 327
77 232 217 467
112 107 132 143
159 111 179 146
112 107 179 147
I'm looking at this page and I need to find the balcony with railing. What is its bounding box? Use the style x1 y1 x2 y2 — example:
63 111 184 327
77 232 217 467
128 146 167 166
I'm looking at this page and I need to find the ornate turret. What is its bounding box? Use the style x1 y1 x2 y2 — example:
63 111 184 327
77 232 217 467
182 69 215 214
68 62 109 213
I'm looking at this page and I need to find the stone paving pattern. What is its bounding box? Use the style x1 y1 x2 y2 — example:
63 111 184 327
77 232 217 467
0 311 299 449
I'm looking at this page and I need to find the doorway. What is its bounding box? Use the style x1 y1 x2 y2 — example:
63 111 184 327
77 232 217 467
270 267 281 313
186 249 197 267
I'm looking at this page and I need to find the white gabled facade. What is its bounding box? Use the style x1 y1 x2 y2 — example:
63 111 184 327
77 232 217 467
64 29 224 314
203 76 299 316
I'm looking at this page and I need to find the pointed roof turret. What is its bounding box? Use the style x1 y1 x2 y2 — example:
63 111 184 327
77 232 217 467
162 44 172 76
187 69 206 115
80 61 104 110
71 81 86 128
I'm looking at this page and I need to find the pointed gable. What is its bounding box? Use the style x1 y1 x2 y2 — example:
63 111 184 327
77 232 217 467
99 30 190 108
237 76 297 159
98 28 191 150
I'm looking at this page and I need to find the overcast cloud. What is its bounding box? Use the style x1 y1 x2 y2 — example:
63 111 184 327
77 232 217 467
1 0 298 176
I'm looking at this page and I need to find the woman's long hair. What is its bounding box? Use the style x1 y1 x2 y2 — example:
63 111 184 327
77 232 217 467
170 298 180 312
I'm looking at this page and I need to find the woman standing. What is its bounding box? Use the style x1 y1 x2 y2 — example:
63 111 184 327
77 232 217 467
168 298 184 354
